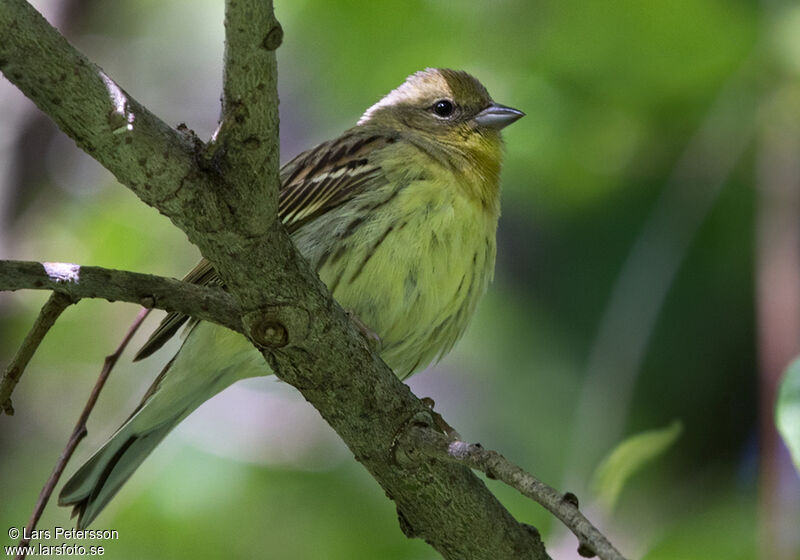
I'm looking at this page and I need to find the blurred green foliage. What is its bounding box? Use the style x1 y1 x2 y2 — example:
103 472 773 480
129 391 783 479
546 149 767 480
591 420 683 512
1 0 797 558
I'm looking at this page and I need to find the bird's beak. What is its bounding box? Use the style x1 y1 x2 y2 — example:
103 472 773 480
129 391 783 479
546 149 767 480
474 103 525 130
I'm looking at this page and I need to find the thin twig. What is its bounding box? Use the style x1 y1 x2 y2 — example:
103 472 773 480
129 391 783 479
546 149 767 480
14 307 149 560
400 425 628 560
1 292 74 415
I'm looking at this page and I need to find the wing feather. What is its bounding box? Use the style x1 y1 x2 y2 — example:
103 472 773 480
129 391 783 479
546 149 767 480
133 130 394 360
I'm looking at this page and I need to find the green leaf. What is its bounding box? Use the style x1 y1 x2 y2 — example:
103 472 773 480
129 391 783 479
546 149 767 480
776 357 800 475
591 420 683 511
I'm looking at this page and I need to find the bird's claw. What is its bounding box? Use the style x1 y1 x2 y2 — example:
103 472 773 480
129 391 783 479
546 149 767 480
421 397 461 440
345 309 382 352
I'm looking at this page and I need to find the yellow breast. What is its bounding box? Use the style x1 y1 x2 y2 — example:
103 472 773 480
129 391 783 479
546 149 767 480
293 150 500 378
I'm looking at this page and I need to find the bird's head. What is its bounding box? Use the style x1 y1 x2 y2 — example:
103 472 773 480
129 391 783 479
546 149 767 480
357 68 524 140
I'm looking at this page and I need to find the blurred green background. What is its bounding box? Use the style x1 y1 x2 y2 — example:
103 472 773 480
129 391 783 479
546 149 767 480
2 0 799 558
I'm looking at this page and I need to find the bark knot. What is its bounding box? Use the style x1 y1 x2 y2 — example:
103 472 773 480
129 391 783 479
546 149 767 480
262 23 283 51
243 304 309 349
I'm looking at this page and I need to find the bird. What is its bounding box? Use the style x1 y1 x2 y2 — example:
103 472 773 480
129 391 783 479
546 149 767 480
58 67 524 528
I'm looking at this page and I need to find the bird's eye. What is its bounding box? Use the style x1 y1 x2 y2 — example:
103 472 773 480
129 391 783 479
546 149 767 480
431 99 455 118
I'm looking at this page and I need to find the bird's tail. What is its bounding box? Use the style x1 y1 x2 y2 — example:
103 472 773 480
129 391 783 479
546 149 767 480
57 410 177 529
58 321 267 529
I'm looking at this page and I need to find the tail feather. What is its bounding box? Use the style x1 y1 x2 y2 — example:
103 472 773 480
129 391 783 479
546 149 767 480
58 420 175 529
58 321 269 528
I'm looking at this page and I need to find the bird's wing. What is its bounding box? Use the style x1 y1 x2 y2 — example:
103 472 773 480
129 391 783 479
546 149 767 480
277 132 390 231
132 259 221 361
133 131 393 361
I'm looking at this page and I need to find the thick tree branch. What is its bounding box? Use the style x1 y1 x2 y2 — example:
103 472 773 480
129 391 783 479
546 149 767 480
0 260 242 333
1 292 73 415
0 1 574 558
215 0 282 219
0 0 216 230
399 426 628 560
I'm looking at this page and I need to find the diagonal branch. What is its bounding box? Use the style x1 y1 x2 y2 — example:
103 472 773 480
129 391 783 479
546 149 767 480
399 425 628 560
0 0 215 232
1 292 74 415
0 1 568 558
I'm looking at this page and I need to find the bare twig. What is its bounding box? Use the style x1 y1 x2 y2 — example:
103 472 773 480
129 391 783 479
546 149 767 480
14 308 150 560
1 292 74 415
0 260 242 334
400 425 628 560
